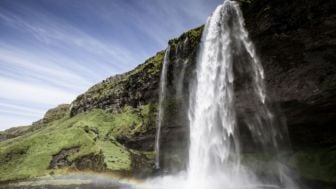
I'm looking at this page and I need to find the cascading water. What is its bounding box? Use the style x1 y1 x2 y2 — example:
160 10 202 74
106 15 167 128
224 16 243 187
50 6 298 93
187 1 241 186
154 46 171 169
146 1 297 188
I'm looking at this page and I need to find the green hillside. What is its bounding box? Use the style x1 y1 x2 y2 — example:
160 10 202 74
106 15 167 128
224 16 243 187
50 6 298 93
0 105 156 182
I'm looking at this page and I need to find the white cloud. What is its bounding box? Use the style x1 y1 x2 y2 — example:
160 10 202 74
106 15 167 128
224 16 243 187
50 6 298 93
0 102 44 116
0 9 138 69
0 44 92 90
0 115 37 131
0 76 77 106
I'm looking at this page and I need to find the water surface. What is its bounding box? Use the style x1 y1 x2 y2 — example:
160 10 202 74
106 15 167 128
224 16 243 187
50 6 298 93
0 175 136 189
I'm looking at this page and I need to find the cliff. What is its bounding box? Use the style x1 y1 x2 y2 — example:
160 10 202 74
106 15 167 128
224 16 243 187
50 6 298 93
240 0 336 184
0 28 203 183
241 0 336 148
0 0 335 186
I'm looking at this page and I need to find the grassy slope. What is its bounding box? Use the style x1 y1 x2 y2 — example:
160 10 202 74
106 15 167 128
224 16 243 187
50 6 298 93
0 126 31 142
0 105 155 182
0 32 167 182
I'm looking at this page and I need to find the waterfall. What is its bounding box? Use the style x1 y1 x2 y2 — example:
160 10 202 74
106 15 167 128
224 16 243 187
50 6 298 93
188 0 238 180
187 2 245 187
155 46 171 169
176 37 189 98
146 1 297 188
186 1 296 188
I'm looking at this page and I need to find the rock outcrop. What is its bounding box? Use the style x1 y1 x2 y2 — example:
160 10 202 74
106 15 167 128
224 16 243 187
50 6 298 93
49 146 80 169
69 53 165 116
33 104 70 128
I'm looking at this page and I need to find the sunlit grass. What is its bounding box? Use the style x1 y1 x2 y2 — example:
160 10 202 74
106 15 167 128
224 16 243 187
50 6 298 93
0 106 155 182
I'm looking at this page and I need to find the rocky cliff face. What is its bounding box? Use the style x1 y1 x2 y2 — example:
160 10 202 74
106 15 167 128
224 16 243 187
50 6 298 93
0 0 335 185
69 26 204 173
69 52 164 115
61 0 336 181
67 0 336 174
240 0 336 149
240 0 336 184
66 0 336 148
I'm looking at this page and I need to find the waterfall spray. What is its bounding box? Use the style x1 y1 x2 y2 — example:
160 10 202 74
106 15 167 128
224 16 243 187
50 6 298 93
186 1 296 188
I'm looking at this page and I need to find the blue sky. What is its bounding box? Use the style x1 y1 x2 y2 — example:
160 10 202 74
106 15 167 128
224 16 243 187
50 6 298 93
0 0 223 130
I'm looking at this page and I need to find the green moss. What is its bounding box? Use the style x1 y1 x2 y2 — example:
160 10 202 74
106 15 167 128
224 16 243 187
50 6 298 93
104 104 157 139
0 115 96 182
105 106 142 138
168 26 203 48
0 106 156 182
98 140 131 170
129 51 165 76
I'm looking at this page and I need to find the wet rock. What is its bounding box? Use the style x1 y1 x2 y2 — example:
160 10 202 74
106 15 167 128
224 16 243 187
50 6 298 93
240 0 336 149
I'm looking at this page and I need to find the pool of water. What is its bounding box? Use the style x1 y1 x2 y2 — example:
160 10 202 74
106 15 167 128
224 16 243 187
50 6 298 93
2 184 127 189
0 175 137 189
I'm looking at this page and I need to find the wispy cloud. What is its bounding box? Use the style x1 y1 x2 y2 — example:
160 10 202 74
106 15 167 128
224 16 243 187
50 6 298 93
0 44 92 90
0 0 222 130
0 77 77 105
0 7 139 71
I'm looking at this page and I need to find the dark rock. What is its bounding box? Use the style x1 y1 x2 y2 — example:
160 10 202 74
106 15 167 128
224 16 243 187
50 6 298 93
240 0 336 149
49 146 80 169
73 151 106 171
116 134 156 151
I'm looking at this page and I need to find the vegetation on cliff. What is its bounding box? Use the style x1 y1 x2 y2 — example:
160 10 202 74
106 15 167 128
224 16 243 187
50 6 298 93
0 0 335 186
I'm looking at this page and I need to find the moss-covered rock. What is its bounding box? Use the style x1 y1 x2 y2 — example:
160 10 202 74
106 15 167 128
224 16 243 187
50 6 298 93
0 108 154 182
69 26 204 117
32 104 70 128
69 51 165 116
